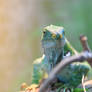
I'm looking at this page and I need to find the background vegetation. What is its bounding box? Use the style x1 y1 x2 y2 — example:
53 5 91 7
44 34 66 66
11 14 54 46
0 0 92 92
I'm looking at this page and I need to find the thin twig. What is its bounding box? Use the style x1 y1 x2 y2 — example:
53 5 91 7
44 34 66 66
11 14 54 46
80 35 92 66
80 35 91 52
84 80 92 86
82 75 86 92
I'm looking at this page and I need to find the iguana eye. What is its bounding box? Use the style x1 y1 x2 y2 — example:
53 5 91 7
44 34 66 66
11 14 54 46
43 29 47 35
43 28 47 35
43 31 46 34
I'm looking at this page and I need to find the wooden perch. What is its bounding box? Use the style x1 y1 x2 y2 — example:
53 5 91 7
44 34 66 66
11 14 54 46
39 35 92 92
80 35 91 52
80 35 92 66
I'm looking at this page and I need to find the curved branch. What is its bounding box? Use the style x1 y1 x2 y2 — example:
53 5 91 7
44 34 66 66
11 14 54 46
39 51 92 92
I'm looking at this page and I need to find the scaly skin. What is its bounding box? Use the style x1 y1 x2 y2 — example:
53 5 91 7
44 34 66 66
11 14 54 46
31 25 90 90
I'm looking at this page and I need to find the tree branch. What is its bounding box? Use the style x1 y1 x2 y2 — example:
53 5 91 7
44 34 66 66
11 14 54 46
80 35 92 66
39 51 92 92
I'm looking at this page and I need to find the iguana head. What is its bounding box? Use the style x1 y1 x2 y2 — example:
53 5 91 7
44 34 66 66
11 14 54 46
41 25 65 48
41 25 65 70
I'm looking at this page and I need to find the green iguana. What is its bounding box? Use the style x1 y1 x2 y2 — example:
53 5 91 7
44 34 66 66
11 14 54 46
29 25 90 91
